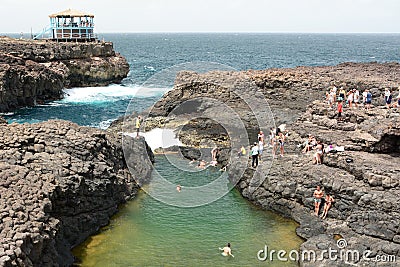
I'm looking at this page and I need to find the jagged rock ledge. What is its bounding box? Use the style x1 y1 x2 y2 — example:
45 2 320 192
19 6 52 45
114 62 400 266
0 37 129 112
0 120 153 267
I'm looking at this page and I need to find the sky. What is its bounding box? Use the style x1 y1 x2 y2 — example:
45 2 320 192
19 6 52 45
0 0 399 33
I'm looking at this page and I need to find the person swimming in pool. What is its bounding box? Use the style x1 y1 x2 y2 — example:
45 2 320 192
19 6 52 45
197 160 207 168
219 243 234 257
176 185 181 192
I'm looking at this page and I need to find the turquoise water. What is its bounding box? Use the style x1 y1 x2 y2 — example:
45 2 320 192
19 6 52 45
73 155 303 266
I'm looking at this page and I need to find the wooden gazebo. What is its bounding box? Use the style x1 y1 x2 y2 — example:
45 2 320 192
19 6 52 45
34 9 97 42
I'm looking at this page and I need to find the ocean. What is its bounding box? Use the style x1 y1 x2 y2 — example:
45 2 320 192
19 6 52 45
3 33 400 128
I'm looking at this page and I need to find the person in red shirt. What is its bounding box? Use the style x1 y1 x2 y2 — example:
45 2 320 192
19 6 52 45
337 101 343 121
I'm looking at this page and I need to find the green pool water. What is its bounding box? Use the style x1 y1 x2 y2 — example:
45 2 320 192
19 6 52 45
73 155 303 266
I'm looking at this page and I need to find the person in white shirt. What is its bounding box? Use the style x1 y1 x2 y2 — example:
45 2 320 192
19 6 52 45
353 89 360 108
384 88 392 109
251 143 259 168
347 90 354 108
362 89 368 108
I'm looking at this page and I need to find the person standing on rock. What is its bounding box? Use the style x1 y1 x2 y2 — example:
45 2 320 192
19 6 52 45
338 87 346 102
362 89 368 108
337 101 343 121
258 137 264 161
277 132 285 157
327 89 335 109
258 131 265 145
269 128 276 147
313 141 324 164
313 186 324 216
384 88 392 109
365 90 372 111
251 142 259 168
271 134 277 158
353 89 360 109
331 86 338 103
135 116 142 138
347 90 354 108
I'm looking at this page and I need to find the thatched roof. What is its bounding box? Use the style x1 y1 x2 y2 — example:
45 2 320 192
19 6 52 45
49 9 94 18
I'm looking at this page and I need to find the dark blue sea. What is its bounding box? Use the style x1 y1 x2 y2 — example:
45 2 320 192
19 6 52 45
3 33 400 127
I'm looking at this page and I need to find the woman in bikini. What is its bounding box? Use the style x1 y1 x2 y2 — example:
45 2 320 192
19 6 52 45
313 141 324 164
321 194 335 219
277 132 285 157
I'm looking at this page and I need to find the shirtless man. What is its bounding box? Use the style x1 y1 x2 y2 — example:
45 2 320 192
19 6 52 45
220 243 234 257
313 185 324 216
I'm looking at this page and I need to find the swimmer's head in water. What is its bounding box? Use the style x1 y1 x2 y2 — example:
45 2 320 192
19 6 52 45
227 243 231 247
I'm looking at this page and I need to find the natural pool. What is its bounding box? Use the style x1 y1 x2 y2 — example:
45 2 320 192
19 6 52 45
73 155 303 266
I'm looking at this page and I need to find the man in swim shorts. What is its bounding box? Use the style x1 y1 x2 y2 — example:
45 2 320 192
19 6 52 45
313 185 324 216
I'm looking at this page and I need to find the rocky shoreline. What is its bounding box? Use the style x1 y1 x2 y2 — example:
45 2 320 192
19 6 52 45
119 62 400 266
0 121 153 266
0 37 129 112
1 61 399 266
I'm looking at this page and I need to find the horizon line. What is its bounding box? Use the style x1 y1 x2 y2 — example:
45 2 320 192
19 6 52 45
2 31 400 35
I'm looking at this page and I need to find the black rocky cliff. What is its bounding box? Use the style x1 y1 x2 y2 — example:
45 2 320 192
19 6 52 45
0 37 129 112
0 120 153 267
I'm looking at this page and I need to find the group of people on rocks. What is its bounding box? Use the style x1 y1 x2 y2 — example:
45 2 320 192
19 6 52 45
188 147 221 169
245 127 288 168
326 86 400 117
313 185 335 219
300 134 325 165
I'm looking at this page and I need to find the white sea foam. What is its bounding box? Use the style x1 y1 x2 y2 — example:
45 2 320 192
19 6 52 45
125 128 182 151
144 65 156 71
90 119 117 130
61 84 170 104
37 102 66 107
0 112 14 116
